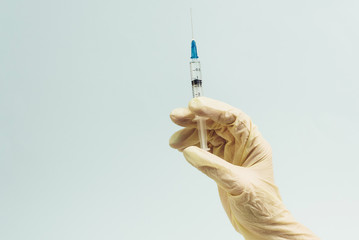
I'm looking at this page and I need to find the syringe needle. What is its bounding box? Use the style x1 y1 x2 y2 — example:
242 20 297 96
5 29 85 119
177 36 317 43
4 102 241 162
190 8 194 39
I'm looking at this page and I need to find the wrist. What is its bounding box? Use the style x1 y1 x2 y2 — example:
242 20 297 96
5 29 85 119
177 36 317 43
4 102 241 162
234 209 319 240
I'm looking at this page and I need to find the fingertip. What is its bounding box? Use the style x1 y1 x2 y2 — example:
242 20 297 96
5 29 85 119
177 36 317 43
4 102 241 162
169 128 199 150
169 131 181 149
168 136 176 149
183 146 202 167
188 97 209 116
183 145 211 164
169 108 184 121
170 108 196 127
183 145 200 157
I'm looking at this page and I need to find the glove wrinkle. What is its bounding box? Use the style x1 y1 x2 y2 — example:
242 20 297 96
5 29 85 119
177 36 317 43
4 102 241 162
170 97 320 240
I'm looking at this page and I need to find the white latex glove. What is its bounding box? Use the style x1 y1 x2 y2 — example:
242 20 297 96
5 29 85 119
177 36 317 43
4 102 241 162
169 97 319 240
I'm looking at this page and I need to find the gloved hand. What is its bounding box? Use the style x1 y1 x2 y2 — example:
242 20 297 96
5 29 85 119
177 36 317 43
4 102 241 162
169 97 319 240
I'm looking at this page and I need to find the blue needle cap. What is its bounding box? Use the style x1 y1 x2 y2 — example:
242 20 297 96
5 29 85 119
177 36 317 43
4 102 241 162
191 40 198 59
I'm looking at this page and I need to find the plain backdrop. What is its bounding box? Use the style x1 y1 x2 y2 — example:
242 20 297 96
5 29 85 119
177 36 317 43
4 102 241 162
1 0 359 239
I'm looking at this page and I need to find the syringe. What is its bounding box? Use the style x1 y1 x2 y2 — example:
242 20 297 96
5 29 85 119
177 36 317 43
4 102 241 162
190 39 208 150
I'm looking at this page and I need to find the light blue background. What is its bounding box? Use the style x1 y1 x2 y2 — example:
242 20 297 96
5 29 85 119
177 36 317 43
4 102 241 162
1 0 358 239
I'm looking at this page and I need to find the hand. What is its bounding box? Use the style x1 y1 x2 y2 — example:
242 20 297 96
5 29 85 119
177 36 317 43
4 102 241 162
169 97 319 240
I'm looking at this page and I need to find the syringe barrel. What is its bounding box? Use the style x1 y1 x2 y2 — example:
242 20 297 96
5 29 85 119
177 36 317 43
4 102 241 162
190 59 202 81
190 59 203 98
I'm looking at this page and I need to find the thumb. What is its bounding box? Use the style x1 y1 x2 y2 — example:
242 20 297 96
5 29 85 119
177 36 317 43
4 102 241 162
183 146 251 195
